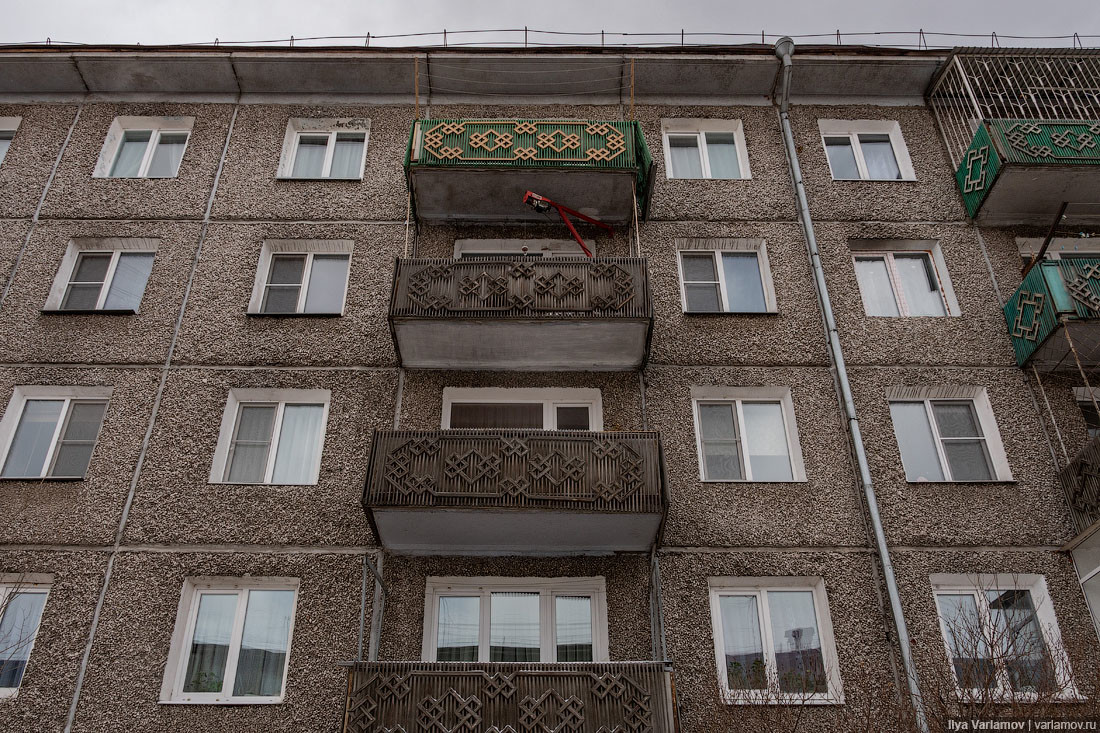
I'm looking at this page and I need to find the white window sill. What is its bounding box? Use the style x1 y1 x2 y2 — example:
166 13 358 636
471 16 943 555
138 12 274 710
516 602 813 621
666 176 752 181
830 177 916 183
245 311 343 318
682 310 778 316
0 475 86 481
721 692 844 706
952 690 1086 704
275 175 362 182
207 481 319 487
905 479 1015 484
0 688 20 701
699 478 808 484
159 698 285 705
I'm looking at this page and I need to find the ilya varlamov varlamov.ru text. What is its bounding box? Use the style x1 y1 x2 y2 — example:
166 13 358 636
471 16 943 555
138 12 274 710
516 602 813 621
947 721 1098 731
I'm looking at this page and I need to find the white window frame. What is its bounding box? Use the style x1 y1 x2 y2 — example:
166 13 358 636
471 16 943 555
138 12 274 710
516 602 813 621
453 239 591 258
44 238 159 313
708 577 843 705
247 240 354 315
661 119 751 180
276 118 370 180
1017 236 1100 262
675 239 777 314
93 116 195 179
209 388 331 485
441 387 603 431
160 576 299 705
421 576 608 663
690 386 807 482
849 239 959 317
886 386 1012 483
0 386 113 480
0 573 52 700
930 573 1079 702
818 119 915 181
0 116 21 168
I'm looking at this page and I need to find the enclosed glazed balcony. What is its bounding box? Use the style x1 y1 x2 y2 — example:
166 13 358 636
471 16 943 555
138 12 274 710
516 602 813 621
930 51 1100 225
362 430 665 554
344 661 677 732
389 257 652 370
1003 259 1100 369
405 119 654 224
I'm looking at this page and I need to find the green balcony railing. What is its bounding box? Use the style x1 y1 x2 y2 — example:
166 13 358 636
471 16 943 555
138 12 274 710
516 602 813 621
957 119 1100 218
1004 259 1100 366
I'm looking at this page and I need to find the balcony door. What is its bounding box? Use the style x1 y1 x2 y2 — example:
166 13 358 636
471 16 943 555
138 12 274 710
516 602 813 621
442 388 603 431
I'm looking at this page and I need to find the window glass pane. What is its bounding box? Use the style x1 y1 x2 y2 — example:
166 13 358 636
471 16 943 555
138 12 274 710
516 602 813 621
261 287 301 314
110 130 150 177
0 591 47 689
1 399 64 478
704 132 741 179
555 596 593 662
328 133 365 178
668 135 703 178
490 592 540 662
226 405 276 483
0 131 12 166
1082 573 1100 636
183 593 237 693
71 253 112 284
303 255 349 314
681 253 717 282
699 403 737 441
889 402 945 481
703 442 743 481
742 402 793 481
146 132 187 177
854 257 900 317
61 284 103 311
931 402 982 438
1081 401 1100 440
270 404 324 484
942 441 993 481
436 596 479 661
986 589 1053 693
824 137 859 179
699 405 743 480
555 406 590 431
291 135 328 177
894 254 946 316
103 252 155 311
685 284 721 312
449 403 543 429
768 590 827 694
718 595 766 691
721 253 766 313
50 401 107 477
858 134 901 180
936 593 995 690
232 589 294 697
267 255 306 285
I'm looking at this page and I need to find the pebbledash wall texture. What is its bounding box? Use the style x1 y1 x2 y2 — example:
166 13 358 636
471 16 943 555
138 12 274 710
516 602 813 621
0 43 1096 733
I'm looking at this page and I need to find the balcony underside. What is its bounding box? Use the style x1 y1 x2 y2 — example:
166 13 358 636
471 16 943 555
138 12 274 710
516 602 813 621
970 165 1100 226
1020 321 1100 371
392 318 650 370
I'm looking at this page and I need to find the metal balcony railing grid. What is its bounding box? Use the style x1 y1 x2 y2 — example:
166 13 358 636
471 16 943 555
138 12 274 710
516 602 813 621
364 430 664 513
390 257 652 320
343 661 676 733
1058 436 1100 535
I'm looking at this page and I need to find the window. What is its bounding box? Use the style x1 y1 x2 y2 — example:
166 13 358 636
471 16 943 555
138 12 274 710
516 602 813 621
661 119 750 180
1017 237 1100 265
853 249 955 318
210 389 330 485
931 574 1075 700
277 118 370 180
248 241 352 315
453 239 589 258
676 240 776 313
1074 389 1100 440
423 577 607 663
1070 529 1100 638
442 388 602 430
708 578 842 704
93 116 194 179
162 578 297 704
44 239 158 313
0 117 20 167
0 387 111 479
818 120 914 181
0 576 50 698
691 387 806 482
887 387 1011 482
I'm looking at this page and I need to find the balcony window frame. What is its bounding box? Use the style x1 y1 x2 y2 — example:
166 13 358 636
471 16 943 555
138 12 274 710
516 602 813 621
707 577 844 705
0 117 21 168
441 387 603 431
421 576 609 663
675 239 777 314
453 239 592 259
849 240 958 318
160 576 299 705
43 238 159 314
818 120 915 181
0 574 52 699
247 240 353 316
0 386 112 480
661 119 751 180
691 386 806 483
276 118 370 181
93 116 195 179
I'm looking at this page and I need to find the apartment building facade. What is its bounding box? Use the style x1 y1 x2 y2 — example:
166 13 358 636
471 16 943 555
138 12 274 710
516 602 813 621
0 43 1097 732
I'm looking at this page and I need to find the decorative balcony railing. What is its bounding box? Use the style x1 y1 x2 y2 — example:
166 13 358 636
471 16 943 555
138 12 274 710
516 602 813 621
1058 436 1100 535
1004 258 1100 368
343 661 677 733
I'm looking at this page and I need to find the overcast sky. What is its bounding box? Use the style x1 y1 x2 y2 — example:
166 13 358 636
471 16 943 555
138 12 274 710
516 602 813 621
1 0 1096 48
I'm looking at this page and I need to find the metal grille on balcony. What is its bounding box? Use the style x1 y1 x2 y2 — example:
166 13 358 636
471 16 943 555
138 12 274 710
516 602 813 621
1058 437 1100 535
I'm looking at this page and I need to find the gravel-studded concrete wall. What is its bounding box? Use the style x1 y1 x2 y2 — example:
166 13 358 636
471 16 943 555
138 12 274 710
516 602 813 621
0 219 31 291
66 550 368 733
0 366 159 545
0 220 201 365
40 103 232 221
0 104 77 219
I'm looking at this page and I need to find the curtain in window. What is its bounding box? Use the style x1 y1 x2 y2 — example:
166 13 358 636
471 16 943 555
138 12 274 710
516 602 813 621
853 257 900 317
146 133 188 177
303 255 350 314
271 404 324 484
110 131 150 177
103 252 155 311
0 591 47 688
183 593 237 693
742 402 793 481
705 132 741 179
232 589 294 696
436 596 479 661
889 402 945 481
668 136 703 179
766 591 826 694
449 403 543 429
859 135 901 180
328 134 365 178
1 399 63 478
936 593 995 689
292 136 328 178
720 253 766 313
893 254 945 316
718 595 766 690
490 592 540 662
554 596 593 661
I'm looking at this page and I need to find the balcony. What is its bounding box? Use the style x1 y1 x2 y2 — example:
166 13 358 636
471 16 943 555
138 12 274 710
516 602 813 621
344 661 677 733
405 119 654 224
1058 436 1100 535
1003 259 1100 369
362 430 665 554
389 257 652 371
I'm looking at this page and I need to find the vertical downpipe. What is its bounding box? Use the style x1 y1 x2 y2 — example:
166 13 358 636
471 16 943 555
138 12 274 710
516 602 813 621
772 38 929 733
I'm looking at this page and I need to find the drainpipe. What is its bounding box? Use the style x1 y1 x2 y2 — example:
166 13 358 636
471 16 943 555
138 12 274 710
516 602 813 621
773 37 929 733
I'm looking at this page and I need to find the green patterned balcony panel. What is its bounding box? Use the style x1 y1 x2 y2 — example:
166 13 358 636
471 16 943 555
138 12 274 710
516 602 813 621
957 119 1100 225
405 119 655 224
1004 258 1100 369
